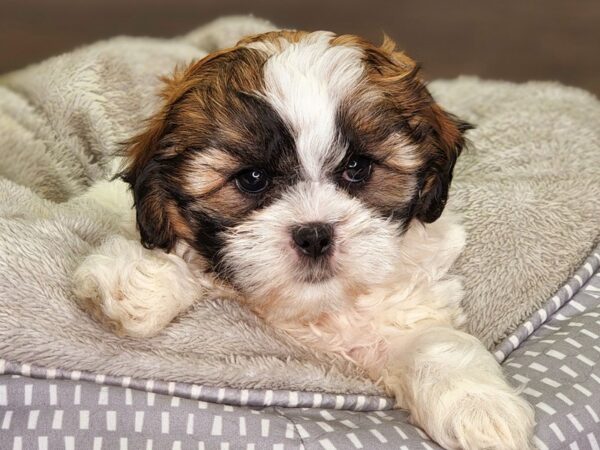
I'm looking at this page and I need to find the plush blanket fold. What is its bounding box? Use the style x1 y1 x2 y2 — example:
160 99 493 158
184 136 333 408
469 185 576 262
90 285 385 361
1 16 599 394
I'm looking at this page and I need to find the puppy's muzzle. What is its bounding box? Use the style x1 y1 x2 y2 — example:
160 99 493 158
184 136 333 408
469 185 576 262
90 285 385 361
291 222 333 259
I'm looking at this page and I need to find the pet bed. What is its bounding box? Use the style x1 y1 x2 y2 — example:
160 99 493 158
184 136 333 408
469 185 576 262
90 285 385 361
1 249 598 449
1 16 599 449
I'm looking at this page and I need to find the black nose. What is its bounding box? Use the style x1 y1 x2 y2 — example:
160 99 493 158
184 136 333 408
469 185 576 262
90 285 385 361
292 222 333 258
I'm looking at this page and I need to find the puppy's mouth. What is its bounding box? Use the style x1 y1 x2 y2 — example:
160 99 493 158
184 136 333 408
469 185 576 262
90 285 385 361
293 257 337 283
296 268 334 283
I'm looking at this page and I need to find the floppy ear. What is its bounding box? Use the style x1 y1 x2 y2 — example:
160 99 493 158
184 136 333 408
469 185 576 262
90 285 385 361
413 104 472 223
365 36 473 223
120 46 261 250
119 66 197 251
120 113 181 251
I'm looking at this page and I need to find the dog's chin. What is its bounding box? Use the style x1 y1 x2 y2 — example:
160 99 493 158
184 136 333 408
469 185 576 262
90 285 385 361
293 258 337 284
237 275 357 323
236 268 376 324
297 271 334 283
222 238 403 323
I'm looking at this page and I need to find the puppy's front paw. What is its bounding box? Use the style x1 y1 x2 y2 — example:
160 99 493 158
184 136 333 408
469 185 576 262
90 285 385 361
72 236 200 337
420 387 535 450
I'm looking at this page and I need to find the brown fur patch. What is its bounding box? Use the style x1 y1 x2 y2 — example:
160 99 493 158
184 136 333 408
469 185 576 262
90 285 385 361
120 45 271 250
181 148 239 198
334 34 471 222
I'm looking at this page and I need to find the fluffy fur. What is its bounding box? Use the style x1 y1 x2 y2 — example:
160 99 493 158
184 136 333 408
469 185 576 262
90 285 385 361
72 29 535 449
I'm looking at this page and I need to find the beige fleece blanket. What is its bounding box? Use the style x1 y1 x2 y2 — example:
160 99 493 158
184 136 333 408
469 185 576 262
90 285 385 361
1 16 599 394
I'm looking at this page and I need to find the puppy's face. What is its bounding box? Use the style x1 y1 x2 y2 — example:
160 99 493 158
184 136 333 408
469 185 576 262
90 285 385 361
122 31 470 322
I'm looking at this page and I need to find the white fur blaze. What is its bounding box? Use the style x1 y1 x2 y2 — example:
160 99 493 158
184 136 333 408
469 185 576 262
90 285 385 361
259 32 365 180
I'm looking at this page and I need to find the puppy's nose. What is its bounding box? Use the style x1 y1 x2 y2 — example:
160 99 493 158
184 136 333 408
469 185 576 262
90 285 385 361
292 222 333 258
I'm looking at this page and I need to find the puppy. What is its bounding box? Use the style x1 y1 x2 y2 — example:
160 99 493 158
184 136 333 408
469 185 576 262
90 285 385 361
73 30 534 449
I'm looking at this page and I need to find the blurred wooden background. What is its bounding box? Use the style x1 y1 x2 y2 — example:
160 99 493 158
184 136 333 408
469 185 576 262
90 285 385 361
2 0 599 95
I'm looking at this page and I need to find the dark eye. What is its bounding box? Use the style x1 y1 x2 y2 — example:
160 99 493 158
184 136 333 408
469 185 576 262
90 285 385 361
235 168 269 194
342 156 372 183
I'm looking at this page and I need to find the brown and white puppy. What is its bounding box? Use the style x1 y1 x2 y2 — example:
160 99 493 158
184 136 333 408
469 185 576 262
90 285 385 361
73 30 534 449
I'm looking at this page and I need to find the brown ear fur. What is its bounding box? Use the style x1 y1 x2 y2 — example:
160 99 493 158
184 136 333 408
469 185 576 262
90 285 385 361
119 64 201 250
119 113 184 251
120 45 269 251
414 103 472 223
374 36 472 223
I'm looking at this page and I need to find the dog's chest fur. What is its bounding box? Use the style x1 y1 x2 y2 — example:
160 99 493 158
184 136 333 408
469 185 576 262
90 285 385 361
253 211 467 380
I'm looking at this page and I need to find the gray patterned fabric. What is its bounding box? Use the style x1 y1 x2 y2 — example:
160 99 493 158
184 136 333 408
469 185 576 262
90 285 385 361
0 360 392 413
501 245 600 450
494 244 600 363
0 373 437 450
1 245 599 449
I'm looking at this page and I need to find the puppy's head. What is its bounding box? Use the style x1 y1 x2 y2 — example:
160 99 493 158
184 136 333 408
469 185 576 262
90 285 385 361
121 30 471 322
